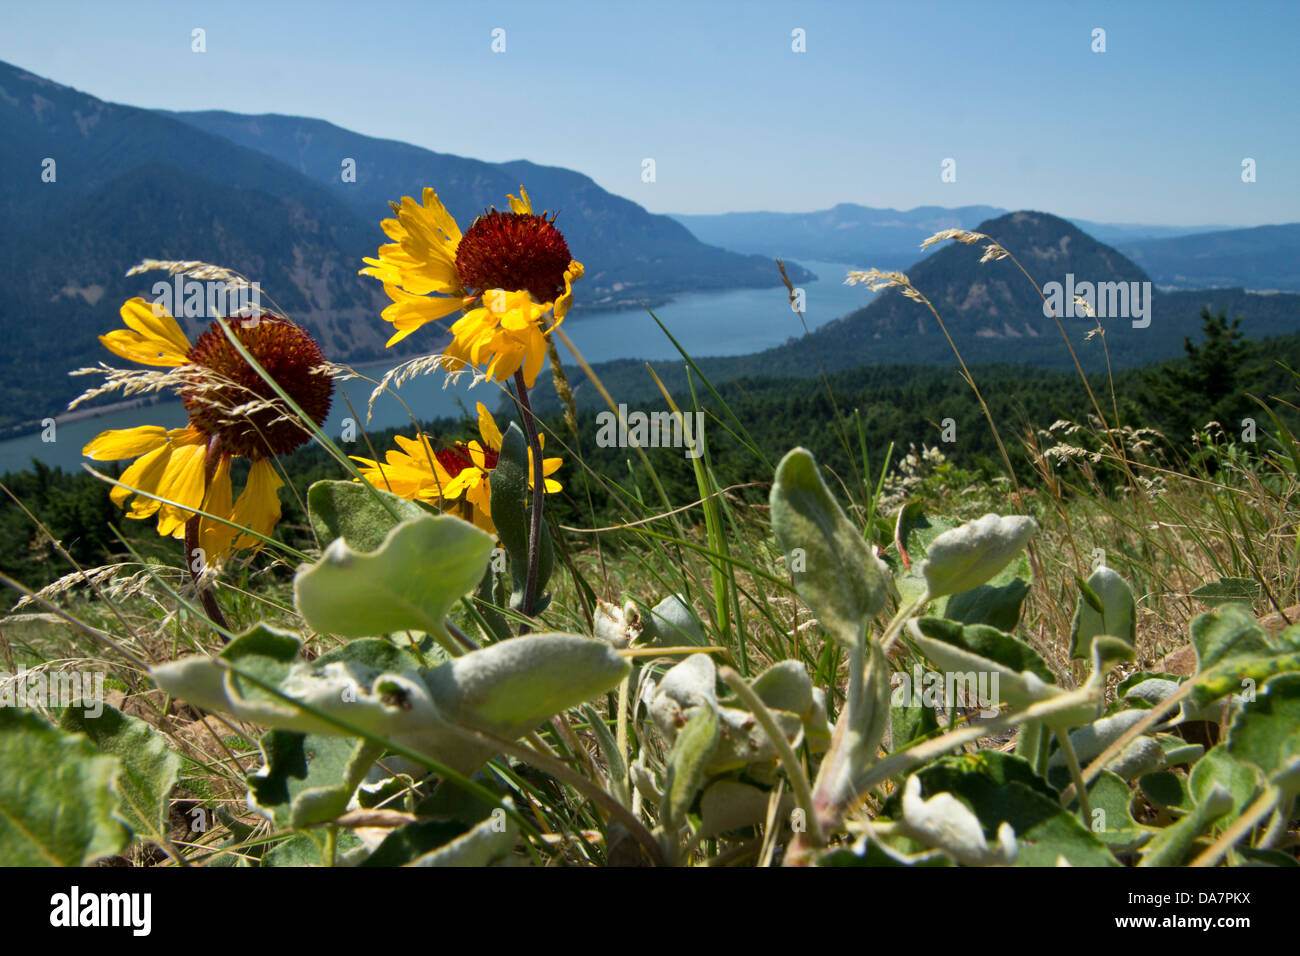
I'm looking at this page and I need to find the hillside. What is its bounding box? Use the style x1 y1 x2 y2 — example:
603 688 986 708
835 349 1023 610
0 61 399 426
161 110 811 309
0 59 807 426
673 203 1298 291
1117 223 1300 291
534 211 1300 411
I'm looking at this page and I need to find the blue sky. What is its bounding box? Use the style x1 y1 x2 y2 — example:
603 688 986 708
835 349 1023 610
2 0 1296 225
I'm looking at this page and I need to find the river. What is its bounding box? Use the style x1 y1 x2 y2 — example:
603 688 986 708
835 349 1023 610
0 261 874 472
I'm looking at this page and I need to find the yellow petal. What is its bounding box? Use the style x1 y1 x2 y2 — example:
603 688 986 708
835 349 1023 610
521 334 546 388
476 403 503 452
417 189 463 246
467 480 494 532
100 297 191 366
120 296 192 354
552 261 583 321
232 458 284 549
526 453 564 494
198 455 237 560
84 425 170 461
111 441 173 512
154 441 208 538
441 467 480 499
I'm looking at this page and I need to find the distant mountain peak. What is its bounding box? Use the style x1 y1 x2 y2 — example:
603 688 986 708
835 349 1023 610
837 209 1152 340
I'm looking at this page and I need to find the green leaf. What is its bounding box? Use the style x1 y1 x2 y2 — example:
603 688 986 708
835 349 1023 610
1135 744 1262 867
490 421 554 613
1190 744 1262 817
248 731 382 829
307 479 427 553
358 820 468 867
408 801 519 866
882 749 1057 811
1122 676 1180 709
152 624 318 733
1191 577 1260 608
1087 636 1137 686
264 829 363 867
425 634 630 739
1154 734 1204 767
1087 771 1152 853
294 514 494 641
1048 710 1151 777
1190 650 1300 709
1138 771 1192 812
935 552 1032 631
1069 567 1136 659
1100 735 1167 783
58 704 180 850
1190 604 1273 672
770 447 889 647
661 705 720 831
640 594 706 647
1236 848 1300 866
890 685 942 751
908 617 1070 720
921 513 1038 600
1226 673 1300 785
412 775 505 825
0 709 129 865
1138 785 1235 867
899 775 1017 864
911 617 1055 684
750 660 814 717
156 627 629 776
582 705 629 808
646 653 806 774
900 751 1118 866
893 503 957 604
699 780 792 838
489 422 530 574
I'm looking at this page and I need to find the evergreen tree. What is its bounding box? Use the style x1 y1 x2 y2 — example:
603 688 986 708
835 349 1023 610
1142 308 1261 450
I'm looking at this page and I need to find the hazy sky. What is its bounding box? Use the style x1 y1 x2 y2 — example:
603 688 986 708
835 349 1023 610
2 0 1296 225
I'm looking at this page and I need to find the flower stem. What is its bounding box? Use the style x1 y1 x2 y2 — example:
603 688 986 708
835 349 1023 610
513 369 546 625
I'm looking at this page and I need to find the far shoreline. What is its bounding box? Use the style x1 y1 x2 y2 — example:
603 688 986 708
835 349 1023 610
0 269 830 441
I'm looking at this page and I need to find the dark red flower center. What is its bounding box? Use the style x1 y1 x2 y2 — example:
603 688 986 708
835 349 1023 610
183 317 332 459
435 443 498 477
454 210 572 303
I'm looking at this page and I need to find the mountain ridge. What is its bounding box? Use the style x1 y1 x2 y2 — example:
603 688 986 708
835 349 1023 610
0 58 806 424
530 210 1300 413
672 202 1291 292
159 109 812 309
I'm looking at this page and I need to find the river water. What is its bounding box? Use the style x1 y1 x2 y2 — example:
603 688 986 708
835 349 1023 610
1 261 874 472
